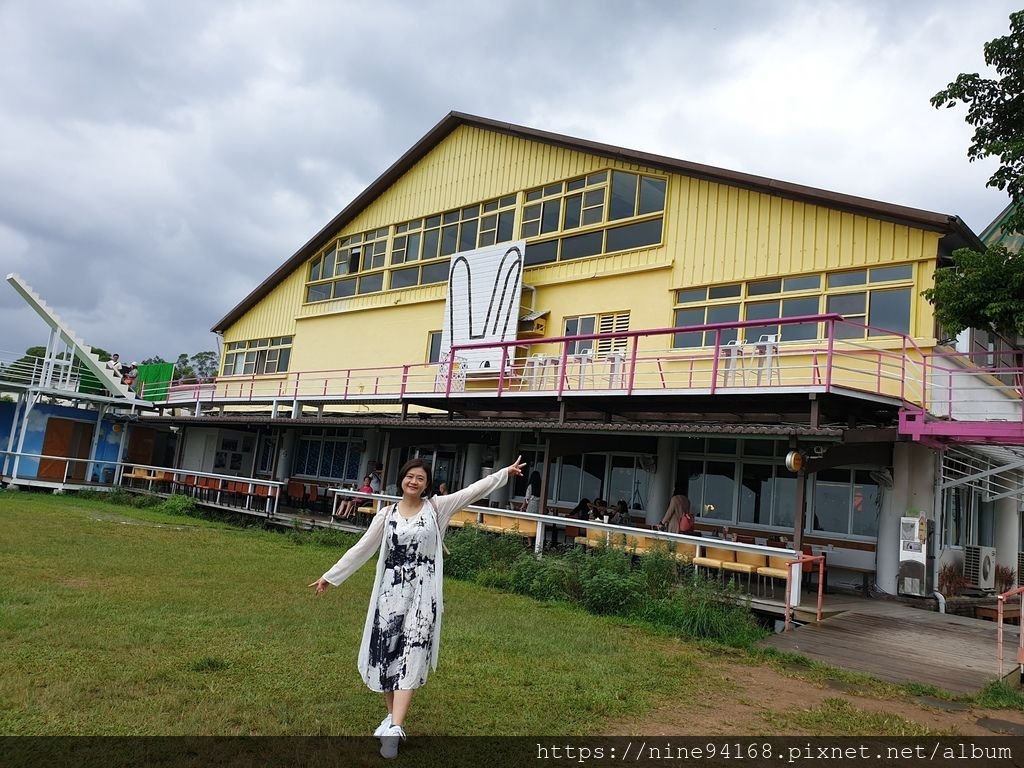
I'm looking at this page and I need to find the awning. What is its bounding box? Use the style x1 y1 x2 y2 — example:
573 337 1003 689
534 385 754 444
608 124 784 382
520 309 549 322
941 443 1024 503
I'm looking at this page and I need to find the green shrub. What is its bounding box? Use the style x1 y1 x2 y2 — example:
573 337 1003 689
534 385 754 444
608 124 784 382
476 566 514 591
581 569 644 616
507 551 578 602
158 495 196 517
444 524 766 648
73 489 109 501
445 527 494 580
445 527 530 581
104 488 135 506
309 528 359 550
129 493 162 508
637 546 679 598
639 578 765 648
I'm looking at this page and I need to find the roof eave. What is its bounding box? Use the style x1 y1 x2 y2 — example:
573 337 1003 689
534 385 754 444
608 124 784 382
212 111 980 333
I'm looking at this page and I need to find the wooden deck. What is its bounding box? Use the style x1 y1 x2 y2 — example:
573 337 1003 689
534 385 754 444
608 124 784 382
761 600 1019 694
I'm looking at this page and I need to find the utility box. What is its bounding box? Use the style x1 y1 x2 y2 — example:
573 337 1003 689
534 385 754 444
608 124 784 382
898 515 929 597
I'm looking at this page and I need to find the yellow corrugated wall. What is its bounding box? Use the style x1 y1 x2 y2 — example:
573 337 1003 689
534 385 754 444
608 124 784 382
224 123 944 367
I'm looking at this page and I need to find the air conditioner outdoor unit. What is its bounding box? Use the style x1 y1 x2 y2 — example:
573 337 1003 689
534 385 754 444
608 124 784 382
964 545 997 591
1017 551 1024 587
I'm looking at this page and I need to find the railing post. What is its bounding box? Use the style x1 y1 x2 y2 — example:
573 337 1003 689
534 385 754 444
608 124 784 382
824 318 835 391
998 595 1005 678
444 350 455 397
709 329 722 394
497 348 508 396
400 365 409 397
626 335 639 395
557 343 568 396
900 335 907 402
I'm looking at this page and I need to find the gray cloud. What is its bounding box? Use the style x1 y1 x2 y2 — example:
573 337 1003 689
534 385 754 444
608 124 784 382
0 0 1018 363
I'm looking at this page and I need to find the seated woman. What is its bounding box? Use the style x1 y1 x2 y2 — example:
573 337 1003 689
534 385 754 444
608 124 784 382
335 475 375 520
567 498 590 520
609 499 631 525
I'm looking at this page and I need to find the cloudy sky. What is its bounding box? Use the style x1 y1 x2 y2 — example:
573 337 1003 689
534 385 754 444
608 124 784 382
0 0 1019 364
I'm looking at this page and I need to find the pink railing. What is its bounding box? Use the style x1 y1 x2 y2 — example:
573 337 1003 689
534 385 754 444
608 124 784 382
785 553 826 631
996 586 1024 678
158 314 952 412
899 347 1024 443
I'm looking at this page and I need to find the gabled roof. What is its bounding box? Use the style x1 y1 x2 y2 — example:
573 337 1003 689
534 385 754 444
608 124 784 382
213 110 983 333
980 202 1024 253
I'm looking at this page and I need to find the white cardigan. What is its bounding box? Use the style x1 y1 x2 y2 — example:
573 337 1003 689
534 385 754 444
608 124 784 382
321 468 511 675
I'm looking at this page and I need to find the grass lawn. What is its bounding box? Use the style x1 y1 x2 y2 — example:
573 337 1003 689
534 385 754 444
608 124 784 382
0 491 706 736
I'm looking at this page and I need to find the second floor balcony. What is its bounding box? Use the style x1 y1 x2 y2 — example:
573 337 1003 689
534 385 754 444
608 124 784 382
151 314 1024 443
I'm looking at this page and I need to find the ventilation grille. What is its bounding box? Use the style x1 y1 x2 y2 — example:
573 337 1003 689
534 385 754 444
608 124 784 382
963 545 996 590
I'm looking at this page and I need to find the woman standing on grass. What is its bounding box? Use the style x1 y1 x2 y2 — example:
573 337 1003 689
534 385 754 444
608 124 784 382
310 455 526 758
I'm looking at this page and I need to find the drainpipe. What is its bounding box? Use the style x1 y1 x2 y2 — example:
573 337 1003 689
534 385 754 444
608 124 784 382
934 591 946 614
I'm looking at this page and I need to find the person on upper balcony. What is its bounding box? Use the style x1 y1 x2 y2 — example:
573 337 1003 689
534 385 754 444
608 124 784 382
105 353 123 379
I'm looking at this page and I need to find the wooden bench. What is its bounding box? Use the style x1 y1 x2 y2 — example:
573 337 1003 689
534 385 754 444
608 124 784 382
478 513 537 542
447 509 479 529
975 605 1021 625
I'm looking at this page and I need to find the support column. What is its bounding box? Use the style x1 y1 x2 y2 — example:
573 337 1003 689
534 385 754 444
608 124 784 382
463 443 484 488
85 405 107 483
876 443 912 596
647 437 675 526
113 422 129 484
995 496 1018 572
275 429 297 483
3 394 25 477
362 429 382 480
495 431 515 507
11 398 36 480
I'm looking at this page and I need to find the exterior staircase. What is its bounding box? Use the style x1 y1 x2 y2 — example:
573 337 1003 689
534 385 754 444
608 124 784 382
6 273 137 400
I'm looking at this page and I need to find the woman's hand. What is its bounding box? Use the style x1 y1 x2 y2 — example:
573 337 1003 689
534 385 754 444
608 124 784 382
507 455 527 477
309 578 330 595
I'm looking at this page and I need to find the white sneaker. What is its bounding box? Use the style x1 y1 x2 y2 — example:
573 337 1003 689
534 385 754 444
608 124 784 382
373 713 392 738
379 724 406 759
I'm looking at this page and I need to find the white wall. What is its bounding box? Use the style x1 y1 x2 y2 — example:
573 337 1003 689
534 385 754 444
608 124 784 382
876 442 937 595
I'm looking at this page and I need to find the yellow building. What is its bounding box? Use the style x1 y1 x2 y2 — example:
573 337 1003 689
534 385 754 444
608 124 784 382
159 112 1022 599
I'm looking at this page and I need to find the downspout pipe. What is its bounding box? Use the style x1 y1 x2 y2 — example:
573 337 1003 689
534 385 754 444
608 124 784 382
934 591 946 614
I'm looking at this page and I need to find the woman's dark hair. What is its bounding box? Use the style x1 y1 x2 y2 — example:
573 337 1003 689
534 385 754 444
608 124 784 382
570 498 590 517
616 500 628 515
398 458 432 496
528 470 542 495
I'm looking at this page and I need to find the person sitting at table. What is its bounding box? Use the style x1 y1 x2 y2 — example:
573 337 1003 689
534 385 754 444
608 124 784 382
609 499 631 526
587 498 608 521
335 475 375 520
568 498 590 520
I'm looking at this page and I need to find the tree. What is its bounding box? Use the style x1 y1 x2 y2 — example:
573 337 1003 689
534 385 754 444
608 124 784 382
173 353 195 380
932 10 1024 234
922 243 1024 340
191 351 218 378
0 346 61 385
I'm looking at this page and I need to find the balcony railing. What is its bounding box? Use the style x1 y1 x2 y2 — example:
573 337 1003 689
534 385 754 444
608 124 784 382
159 314 1023 433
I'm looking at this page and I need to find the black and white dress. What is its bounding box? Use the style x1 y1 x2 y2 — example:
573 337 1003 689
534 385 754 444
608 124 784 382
321 468 510 692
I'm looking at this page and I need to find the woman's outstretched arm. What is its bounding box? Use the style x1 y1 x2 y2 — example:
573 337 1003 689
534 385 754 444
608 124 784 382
309 507 389 593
